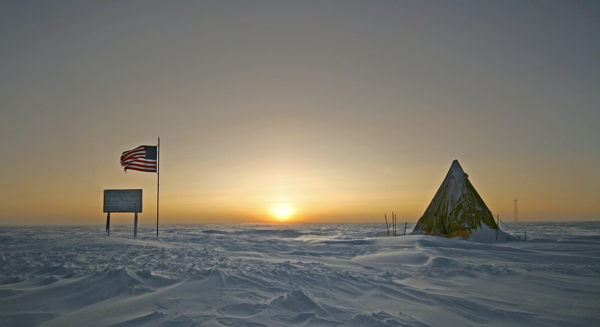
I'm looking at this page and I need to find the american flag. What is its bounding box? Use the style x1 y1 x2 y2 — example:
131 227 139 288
120 145 157 172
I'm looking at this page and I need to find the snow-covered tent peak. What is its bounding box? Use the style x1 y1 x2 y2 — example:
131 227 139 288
449 160 467 177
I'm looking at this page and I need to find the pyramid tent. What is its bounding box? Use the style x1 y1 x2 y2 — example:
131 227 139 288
411 160 500 239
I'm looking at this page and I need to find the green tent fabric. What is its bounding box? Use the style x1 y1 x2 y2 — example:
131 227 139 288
412 160 499 239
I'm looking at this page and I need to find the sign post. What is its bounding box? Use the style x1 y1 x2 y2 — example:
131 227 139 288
106 212 111 236
103 189 143 237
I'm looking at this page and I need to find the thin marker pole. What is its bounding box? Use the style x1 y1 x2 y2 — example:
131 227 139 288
157 137 160 237
384 214 390 236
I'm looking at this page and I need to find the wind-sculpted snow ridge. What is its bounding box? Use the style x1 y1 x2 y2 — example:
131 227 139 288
0 223 599 326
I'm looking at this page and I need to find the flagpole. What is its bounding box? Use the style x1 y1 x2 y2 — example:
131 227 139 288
157 137 160 237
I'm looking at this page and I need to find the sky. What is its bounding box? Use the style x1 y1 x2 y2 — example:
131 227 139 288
1 1 599 226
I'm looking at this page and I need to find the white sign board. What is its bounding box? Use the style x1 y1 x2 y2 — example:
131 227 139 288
103 189 143 213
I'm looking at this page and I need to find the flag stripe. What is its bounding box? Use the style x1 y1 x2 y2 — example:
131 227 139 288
126 160 157 167
127 161 157 168
126 167 157 172
126 166 157 172
122 162 157 172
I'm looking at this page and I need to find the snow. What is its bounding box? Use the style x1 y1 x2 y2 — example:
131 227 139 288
1 222 599 326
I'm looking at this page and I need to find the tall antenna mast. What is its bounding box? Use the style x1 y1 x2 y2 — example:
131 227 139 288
514 198 518 223
157 137 160 237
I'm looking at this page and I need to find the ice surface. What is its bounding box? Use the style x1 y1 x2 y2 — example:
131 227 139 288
1 222 599 326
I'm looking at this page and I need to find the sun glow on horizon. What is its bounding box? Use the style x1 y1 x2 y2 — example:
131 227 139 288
270 204 295 222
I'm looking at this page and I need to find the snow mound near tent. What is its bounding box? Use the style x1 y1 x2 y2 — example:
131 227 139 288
467 224 517 242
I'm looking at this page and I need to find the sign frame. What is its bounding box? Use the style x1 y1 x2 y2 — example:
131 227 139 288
103 189 143 213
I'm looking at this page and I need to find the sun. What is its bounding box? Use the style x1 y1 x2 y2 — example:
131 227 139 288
270 204 295 222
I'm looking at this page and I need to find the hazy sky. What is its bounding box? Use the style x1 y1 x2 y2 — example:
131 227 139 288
1 1 599 225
